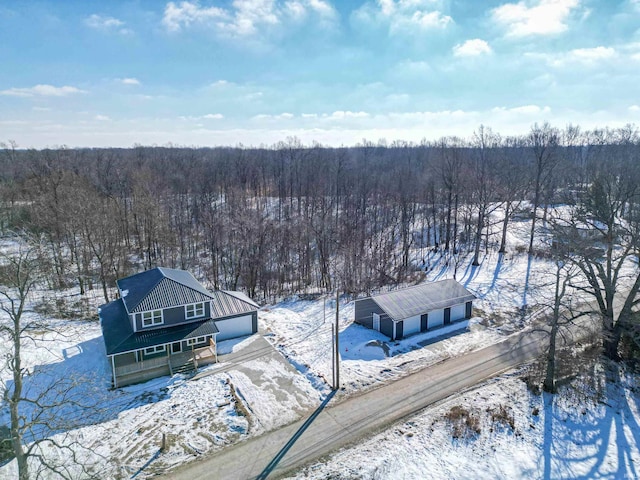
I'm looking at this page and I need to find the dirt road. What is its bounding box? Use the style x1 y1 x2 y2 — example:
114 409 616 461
167 317 591 480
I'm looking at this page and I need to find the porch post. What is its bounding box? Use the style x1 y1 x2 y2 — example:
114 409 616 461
210 335 218 363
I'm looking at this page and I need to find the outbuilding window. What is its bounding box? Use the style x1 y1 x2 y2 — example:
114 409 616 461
185 302 205 319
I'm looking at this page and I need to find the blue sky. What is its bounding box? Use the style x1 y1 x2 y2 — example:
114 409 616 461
1 0 639 147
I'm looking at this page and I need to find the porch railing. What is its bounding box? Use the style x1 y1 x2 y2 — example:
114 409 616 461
115 355 170 376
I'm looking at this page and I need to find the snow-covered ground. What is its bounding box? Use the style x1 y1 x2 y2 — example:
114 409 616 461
286 365 640 479
0 310 320 478
1 208 639 479
261 300 503 395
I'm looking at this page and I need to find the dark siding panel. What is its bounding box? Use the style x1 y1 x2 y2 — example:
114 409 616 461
396 321 403 340
354 297 386 330
380 317 393 338
164 305 187 326
465 301 473 318
252 312 258 333
444 307 451 325
421 314 428 332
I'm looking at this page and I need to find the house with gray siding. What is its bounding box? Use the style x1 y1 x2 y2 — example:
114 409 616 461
99 267 259 388
355 279 475 341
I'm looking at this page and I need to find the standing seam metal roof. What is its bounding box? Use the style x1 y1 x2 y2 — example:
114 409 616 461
116 267 258 314
132 277 215 312
366 279 476 322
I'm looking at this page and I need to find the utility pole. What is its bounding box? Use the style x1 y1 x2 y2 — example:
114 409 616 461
334 290 340 390
331 323 335 388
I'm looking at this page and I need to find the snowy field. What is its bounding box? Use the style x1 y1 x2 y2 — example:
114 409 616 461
1 209 639 478
286 365 640 480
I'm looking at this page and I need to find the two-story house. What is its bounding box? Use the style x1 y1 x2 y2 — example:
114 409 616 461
99 267 259 388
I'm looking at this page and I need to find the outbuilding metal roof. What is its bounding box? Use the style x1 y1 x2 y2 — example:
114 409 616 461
100 298 220 355
367 279 476 322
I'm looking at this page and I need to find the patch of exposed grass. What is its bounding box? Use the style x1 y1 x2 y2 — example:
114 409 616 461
444 405 481 440
488 404 516 432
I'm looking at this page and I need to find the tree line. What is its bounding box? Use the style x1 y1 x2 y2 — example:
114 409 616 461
1 122 640 359
2 122 640 478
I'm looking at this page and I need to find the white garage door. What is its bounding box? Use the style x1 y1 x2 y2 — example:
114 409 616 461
428 309 444 329
451 303 466 322
215 315 254 341
402 315 421 337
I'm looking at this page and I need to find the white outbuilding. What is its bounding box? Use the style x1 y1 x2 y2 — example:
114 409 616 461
354 279 476 340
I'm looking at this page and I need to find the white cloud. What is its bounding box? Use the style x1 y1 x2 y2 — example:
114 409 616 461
0 84 87 97
354 0 452 35
163 1 228 32
285 1 307 20
120 78 141 86
527 46 617 67
95 115 111 121
327 110 369 119
85 14 132 34
252 112 295 120
307 0 336 18
8 105 639 149
492 104 551 115
453 39 492 57
492 0 580 37
569 46 616 61
179 113 225 121
162 0 336 37
630 105 640 112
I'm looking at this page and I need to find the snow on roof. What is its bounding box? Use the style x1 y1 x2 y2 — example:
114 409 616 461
364 279 476 322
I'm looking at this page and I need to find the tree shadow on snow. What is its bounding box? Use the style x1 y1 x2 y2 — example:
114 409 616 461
0 335 171 445
539 364 640 479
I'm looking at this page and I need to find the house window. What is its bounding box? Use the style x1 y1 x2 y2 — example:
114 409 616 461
143 345 166 355
185 302 205 320
142 310 163 327
186 335 208 346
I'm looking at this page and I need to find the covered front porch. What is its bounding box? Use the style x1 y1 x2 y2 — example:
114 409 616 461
110 339 218 388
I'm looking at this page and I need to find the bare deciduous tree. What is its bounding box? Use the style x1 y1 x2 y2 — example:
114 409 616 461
0 236 104 479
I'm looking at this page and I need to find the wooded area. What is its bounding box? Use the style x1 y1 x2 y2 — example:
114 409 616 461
2 122 640 478
1 122 640 360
